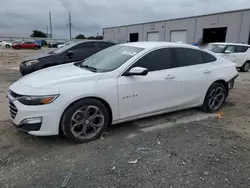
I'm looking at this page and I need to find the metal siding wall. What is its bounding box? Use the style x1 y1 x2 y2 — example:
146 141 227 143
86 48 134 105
143 22 165 41
239 10 250 43
103 28 114 42
113 27 128 43
195 12 242 43
218 12 242 42
127 25 144 41
165 18 196 44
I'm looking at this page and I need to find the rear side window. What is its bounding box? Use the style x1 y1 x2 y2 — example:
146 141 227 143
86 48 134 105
99 42 114 50
225 45 236 53
235 46 249 53
132 48 172 71
203 52 217 63
173 48 203 67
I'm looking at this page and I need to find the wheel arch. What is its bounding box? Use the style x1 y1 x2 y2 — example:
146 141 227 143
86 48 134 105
208 79 229 98
59 96 113 134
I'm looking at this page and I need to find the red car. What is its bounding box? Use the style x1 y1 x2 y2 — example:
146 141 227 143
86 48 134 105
12 42 41 50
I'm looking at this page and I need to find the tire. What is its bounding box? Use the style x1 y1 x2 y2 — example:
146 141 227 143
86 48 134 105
15 46 20 50
202 82 227 113
5 44 10 48
34 46 38 50
240 61 250 72
61 98 109 143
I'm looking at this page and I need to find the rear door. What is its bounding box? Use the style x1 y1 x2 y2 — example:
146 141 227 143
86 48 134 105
170 48 216 107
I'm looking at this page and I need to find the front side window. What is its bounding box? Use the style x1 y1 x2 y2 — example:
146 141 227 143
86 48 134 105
225 45 236 53
173 48 203 67
207 44 226 53
78 45 144 72
74 42 96 50
131 48 172 71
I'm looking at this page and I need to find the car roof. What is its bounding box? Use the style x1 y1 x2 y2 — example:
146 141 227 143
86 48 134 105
210 42 250 47
119 42 199 50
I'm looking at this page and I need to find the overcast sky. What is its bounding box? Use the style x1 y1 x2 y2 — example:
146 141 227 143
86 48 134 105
1 0 250 39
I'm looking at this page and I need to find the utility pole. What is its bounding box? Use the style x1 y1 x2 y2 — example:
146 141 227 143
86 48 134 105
49 12 52 38
46 26 49 37
68 12 72 39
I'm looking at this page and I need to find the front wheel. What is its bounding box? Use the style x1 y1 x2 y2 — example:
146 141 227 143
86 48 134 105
5 44 10 48
241 61 250 72
61 98 109 143
202 82 227 113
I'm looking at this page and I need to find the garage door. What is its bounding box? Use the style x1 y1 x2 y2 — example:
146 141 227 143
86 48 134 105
147 32 159 41
170 30 187 43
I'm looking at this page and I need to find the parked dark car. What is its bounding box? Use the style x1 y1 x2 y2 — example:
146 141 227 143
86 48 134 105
19 40 116 76
12 41 41 50
48 42 64 48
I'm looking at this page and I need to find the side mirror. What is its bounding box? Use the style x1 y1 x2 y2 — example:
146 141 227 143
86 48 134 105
66 51 74 57
224 50 231 54
124 67 148 76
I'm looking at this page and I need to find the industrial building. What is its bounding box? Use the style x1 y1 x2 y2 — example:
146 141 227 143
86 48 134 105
103 9 250 44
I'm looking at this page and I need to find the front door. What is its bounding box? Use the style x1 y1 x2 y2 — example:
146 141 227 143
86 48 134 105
117 48 179 119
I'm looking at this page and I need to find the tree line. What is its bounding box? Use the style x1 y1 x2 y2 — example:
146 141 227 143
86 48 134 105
30 30 103 40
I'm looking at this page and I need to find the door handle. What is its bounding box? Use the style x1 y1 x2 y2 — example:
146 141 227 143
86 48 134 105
203 69 211 74
165 75 175 79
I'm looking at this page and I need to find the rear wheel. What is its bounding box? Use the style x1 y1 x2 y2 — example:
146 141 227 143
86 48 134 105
61 98 109 143
34 46 38 50
241 61 250 72
5 44 10 48
202 82 227 113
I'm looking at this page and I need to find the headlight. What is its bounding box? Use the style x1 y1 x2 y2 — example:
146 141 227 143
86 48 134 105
18 95 59 105
25 60 39 66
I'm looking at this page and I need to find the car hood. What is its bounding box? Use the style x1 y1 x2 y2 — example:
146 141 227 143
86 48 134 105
23 53 53 61
17 63 103 88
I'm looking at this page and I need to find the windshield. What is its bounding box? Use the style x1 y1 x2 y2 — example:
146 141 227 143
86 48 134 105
52 42 75 54
207 44 226 53
79 45 144 72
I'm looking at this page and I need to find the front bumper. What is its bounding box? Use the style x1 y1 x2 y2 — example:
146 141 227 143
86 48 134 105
7 94 61 136
227 75 238 89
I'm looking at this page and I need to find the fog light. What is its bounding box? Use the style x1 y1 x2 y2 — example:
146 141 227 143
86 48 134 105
20 117 43 125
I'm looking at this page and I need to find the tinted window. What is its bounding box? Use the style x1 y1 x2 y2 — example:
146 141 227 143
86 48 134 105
174 48 203 67
203 52 217 63
99 42 114 50
225 45 236 53
73 42 96 50
132 48 172 71
235 46 249 53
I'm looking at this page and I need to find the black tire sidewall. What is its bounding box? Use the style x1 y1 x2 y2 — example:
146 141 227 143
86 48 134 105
61 98 109 143
202 83 226 113
5 45 10 48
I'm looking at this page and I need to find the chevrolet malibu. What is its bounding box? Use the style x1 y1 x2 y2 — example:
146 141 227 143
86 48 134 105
7 42 238 143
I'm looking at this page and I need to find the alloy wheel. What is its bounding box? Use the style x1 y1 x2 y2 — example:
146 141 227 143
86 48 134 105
70 105 105 139
208 87 225 111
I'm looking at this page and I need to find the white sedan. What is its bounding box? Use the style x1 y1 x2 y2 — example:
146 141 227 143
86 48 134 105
7 42 238 143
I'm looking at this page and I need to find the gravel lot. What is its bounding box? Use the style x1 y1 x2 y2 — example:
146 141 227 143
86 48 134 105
0 48 250 188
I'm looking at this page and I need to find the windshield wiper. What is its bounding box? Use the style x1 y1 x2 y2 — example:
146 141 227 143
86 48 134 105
81 65 97 72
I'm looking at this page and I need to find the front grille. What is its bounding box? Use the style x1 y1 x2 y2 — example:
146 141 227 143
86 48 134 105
8 101 18 119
